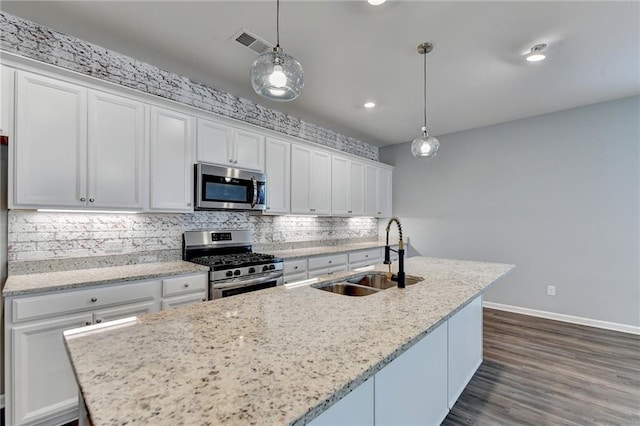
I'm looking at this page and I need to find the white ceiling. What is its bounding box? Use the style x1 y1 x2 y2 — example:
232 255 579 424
2 1 638 147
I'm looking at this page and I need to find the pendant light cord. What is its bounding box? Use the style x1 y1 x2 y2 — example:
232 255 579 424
423 49 427 130
276 0 280 48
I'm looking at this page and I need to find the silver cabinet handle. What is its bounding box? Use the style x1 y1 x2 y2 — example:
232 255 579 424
83 320 91 326
80 197 86 202
89 198 95 203
328 260 332 264
183 283 190 288
90 297 97 303
234 160 238 164
201 298 207 302
187 202 192 207
95 319 102 324
294 266 298 270
348 210 352 213
229 159 234 163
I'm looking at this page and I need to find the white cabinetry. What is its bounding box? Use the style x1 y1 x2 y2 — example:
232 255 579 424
1 65 14 136
283 259 307 284
375 323 449 426
448 296 483 408
348 248 382 270
196 118 264 171
12 71 145 210
291 145 331 215
365 165 392 218
349 161 366 216
309 377 374 426
4 279 162 426
149 106 194 212
331 156 365 216
160 273 208 310
307 253 348 278
264 137 290 214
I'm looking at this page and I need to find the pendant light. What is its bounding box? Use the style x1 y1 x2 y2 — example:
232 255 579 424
250 0 304 101
411 42 440 158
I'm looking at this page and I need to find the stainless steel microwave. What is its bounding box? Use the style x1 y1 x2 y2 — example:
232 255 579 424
195 163 266 211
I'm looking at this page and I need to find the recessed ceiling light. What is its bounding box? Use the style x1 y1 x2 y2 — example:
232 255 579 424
367 0 386 5
364 102 376 108
526 43 547 62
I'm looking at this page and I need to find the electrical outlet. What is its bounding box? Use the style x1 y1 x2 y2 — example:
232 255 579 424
547 285 556 296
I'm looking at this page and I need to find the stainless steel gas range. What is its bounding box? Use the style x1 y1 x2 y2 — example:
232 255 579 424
183 230 283 300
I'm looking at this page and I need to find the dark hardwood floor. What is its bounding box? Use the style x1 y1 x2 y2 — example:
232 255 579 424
443 308 640 426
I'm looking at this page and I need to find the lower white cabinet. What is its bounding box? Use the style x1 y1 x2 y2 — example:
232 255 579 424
348 248 382 270
309 377 374 426
4 272 206 426
448 296 483 408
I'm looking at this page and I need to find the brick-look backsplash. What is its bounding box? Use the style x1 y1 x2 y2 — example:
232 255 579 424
7 211 379 261
0 12 379 161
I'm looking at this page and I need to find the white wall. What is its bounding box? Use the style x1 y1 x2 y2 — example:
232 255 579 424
380 96 640 327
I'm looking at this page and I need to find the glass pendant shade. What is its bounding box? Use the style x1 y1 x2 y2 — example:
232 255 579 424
411 127 440 157
251 47 304 101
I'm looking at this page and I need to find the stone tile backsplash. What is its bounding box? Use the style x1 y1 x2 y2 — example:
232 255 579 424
7 211 379 262
0 12 379 161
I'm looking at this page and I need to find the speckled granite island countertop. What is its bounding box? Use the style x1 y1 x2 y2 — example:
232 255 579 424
64 257 513 426
2 261 210 296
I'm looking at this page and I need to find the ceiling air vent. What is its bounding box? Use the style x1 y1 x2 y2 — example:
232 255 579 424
232 28 273 55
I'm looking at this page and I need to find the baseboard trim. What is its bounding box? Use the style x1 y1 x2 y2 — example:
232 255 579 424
483 301 640 335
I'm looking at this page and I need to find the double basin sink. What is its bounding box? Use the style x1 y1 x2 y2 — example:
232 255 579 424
313 273 423 297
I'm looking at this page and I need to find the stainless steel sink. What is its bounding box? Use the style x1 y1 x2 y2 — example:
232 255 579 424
346 273 423 288
316 283 380 297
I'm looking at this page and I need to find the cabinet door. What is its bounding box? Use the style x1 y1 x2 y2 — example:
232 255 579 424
264 137 290 214
378 167 392 218
365 164 378 216
93 300 159 324
234 128 265 171
448 296 483 408
309 376 374 425
375 323 449 426
161 292 207 310
290 144 312 214
349 161 365 215
196 118 232 166
1 65 14 137
331 155 350 216
87 90 145 209
149 106 194 212
309 149 331 215
9 312 93 426
13 71 87 208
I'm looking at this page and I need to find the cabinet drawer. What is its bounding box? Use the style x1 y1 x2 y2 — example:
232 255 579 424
308 253 348 271
12 279 160 323
284 259 307 274
307 265 347 279
162 273 208 297
161 292 208 310
349 248 381 264
284 271 307 285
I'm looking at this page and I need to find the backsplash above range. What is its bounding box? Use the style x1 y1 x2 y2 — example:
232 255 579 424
7 211 378 273
0 12 378 161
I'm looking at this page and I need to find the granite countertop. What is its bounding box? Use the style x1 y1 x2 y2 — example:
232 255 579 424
2 261 210 296
64 256 513 426
265 238 404 260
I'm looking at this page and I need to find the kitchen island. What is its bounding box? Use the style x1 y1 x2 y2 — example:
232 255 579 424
64 257 513 425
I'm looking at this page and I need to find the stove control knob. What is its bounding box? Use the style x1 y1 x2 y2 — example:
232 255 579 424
262 265 269 272
269 264 276 270
226 271 233 277
248 267 256 273
234 270 241 276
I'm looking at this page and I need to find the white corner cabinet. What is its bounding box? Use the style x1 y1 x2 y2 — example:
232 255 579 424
4 59 392 216
4 271 207 426
310 295 483 425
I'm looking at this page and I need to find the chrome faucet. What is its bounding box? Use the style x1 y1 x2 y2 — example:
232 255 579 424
384 217 405 288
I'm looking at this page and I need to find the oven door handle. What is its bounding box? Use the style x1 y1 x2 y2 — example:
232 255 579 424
213 272 282 289
250 176 257 208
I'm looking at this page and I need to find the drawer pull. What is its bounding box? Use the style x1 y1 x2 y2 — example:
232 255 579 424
95 319 102 324
365 255 369 258
183 283 190 288
201 298 207 302
90 297 98 303
80 197 86 202
294 266 298 270
83 321 91 326
328 260 332 264
89 198 95 203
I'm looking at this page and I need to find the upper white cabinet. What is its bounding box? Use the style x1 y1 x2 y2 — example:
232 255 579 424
291 144 331 215
12 71 145 210
264 137 290 214
332 156 366 216
87 90 145 209
196 118 264 171
12 70 88 208
365 164 392 217
1 65 14 136
149 106 194 212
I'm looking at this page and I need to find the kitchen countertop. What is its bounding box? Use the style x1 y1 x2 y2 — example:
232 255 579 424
2 261 210 296
64 256 513 426
264 238 405 260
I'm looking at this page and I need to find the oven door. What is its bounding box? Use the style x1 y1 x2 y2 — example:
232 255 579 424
210 271 283 299
196 163 266 210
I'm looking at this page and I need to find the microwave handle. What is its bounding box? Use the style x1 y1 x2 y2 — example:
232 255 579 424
251 176 257 208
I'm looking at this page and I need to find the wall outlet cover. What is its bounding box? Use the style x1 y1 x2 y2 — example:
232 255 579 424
546 285 556 296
